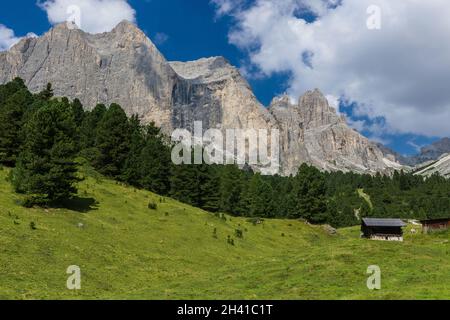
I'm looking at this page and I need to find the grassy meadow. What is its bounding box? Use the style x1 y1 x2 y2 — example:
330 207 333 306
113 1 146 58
0 165 449 300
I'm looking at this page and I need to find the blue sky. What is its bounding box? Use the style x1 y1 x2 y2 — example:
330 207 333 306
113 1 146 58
0 0 445 156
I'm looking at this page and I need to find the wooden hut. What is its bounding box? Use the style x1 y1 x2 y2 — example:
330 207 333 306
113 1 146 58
361 218 407 242
420 218 450 234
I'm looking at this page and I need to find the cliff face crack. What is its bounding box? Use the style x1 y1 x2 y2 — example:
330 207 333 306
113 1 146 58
28 41 52 86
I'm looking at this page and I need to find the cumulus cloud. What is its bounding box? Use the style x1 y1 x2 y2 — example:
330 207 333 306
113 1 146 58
0 24 21 51
0 24 37 51
215 0 450 137
38 0 136 34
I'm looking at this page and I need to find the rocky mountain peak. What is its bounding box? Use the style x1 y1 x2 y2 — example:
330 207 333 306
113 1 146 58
297 88 344 129
111 20 147 38
299 88 327 105
0 20 401 175
169 56 236 83
113 19 138 30
421 137 450 155
269 94 293 109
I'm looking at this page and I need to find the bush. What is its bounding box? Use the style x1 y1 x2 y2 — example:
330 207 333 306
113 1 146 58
227 235 235 246
22 196 37 208
29 221 37 230
247 217 264 226
235 229 243 239
148 202 157 210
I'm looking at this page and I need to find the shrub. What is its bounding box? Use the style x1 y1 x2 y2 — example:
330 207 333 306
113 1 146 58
235 229 243 239
148 202 157 210
227 235 235 246
30 221 37 230
22 196 36 208
247 217 264 226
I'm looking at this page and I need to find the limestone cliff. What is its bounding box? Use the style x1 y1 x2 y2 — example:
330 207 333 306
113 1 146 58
0 21 401 175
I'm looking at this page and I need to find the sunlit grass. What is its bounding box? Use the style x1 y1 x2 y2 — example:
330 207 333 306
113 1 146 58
0 166 448 300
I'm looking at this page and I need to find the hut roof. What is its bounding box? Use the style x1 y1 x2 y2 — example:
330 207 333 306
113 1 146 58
362 218 407 227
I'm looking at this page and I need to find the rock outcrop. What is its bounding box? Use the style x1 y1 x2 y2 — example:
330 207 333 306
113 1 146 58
0 21 176 130
415 153 450 178
269 89 393 175
407 138 450 166
0 21 401 175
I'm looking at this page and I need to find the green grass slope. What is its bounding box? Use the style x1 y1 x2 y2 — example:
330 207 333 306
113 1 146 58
0 166 449 300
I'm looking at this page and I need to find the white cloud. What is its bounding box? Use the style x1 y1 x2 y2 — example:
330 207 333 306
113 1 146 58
347 118 366 132
0 24 21 51
211 0 244 17
216 0 450 138
0 24 37 51
325 94 339 112
38 0 136 34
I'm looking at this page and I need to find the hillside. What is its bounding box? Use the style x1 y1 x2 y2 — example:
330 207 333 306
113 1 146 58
0 165 449 300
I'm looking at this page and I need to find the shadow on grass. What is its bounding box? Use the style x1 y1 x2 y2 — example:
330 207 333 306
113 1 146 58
56 197 98 213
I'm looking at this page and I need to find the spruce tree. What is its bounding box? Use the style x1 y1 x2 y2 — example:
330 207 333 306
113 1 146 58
38 83 54 101
198 164 220 212
79 103 107 151
93 103 131 177
11 100 79 205
137 123 171 195
244 174 274 217
292 164 328 223
219 165 245 215
0 85 32 166
71 98 85 127
170 163 200 206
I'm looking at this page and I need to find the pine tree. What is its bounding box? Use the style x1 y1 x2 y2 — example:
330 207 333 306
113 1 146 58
93 103 131 177
11 99 79 205
137 123 172 195
0 77 28 105
292 164 328 223
170 163 201 206
241 174 274 217
79 103 107 151
121 115 144 185
38 83 54 101
71 98 85 127
0 84 32 166
198 164 220 212
219 165 245 215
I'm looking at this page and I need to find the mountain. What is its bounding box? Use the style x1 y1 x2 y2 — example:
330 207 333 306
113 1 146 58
407 138 450 166
0 20 400 175
269 91 394 174
375 143 412 167
377 138 450 168
414 153 450 178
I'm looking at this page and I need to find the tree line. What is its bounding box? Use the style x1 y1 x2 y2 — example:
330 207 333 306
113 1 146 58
1 78 449 227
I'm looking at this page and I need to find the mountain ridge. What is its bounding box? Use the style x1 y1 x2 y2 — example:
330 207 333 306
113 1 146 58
0 20 402 175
